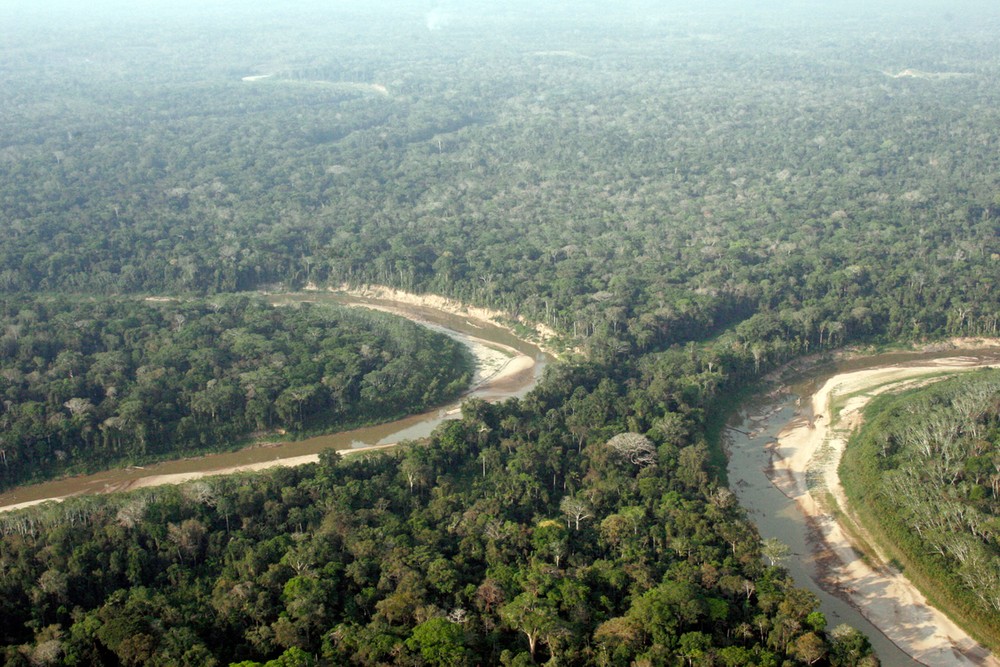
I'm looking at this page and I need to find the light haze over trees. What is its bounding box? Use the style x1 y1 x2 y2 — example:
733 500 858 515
1 0 998 663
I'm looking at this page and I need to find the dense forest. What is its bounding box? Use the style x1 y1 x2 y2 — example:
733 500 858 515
3 1 999 357
841 369 1000 648
0 295 472 491
2 0 999 664
0 362 877 666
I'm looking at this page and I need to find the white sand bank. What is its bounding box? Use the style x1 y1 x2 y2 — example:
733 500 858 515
317 283 562 357
770 356 1000 667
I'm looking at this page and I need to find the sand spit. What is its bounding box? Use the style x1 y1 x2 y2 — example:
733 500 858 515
884 68 972 80
331 296 530 388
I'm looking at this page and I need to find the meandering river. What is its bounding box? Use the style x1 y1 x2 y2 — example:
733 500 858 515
3 295 996 666
728 384 920 666
0 291 550 513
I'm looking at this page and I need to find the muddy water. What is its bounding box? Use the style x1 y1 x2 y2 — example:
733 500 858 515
729 398 920 666
0 292 550 511
727 348 1000 667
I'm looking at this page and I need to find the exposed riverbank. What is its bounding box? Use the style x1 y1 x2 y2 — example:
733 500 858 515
768 351 1000 667
0 291 547 514
318 283 564 358
309 288 536 390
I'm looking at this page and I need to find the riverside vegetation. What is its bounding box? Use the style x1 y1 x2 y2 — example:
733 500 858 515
0 295 472 492
840 369 1000 650
1 0 998 664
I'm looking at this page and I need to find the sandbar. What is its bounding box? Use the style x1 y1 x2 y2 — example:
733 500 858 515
770 355 1000 667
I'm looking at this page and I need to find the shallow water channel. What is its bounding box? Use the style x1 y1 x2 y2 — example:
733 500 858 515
727 348 1000 667
728 394 920 666
0 292 550 511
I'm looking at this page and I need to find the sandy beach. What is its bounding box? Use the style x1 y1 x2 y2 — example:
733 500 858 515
330 293 536 389
769 355 1000 667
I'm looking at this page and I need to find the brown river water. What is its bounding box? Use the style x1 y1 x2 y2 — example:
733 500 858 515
0 291 550 512
4 300 996 666
728 347 1000 667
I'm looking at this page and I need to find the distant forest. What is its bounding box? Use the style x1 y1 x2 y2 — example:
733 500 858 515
1 1 998 665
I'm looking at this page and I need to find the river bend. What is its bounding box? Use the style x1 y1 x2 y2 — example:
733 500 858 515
0 291 549 513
